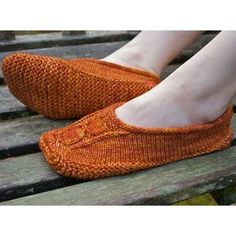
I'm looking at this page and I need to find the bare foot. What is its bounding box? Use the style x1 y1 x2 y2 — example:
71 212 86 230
115 32 236 128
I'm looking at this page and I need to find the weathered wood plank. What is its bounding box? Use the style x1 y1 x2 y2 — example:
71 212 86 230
0 115 236 204
0 153 80 202
0 33 217 84
62 31 86 36
0 116 72 159
0 86 35 120
0 31 15 41
211 184 236 205
2 142 236 205
0 31 137 52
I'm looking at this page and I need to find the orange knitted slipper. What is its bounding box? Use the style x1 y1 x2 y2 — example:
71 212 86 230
2 53 160 119
39 103 233 180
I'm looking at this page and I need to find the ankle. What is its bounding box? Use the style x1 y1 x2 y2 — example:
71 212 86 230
103 46 162 76
169 69 231 122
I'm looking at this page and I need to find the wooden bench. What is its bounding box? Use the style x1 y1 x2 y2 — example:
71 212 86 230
1 31 236 205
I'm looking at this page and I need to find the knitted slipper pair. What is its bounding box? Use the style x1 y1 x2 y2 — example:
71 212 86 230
2 53 159 119
3 53 233 180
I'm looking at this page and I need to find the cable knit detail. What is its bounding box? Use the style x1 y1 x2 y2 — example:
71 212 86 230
39 103 233 180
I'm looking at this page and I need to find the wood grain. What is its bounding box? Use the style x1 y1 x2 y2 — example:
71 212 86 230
0 86 34 119
0 31 137 52
2 143 236 205
0 153 80 202
0 115 236 204
0 115 72 159
0 31 15 41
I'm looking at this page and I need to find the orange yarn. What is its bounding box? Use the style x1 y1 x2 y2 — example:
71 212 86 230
2 53 159 119
39 103 233 180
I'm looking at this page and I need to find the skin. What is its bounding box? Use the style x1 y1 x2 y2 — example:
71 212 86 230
103 31 203 76
104 31 236 128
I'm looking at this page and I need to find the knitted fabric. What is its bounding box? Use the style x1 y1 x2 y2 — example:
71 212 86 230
2 53 159 119
39 103 233 180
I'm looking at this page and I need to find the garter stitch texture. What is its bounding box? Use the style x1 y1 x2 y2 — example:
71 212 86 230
39 103 233 180
2 53 159 119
